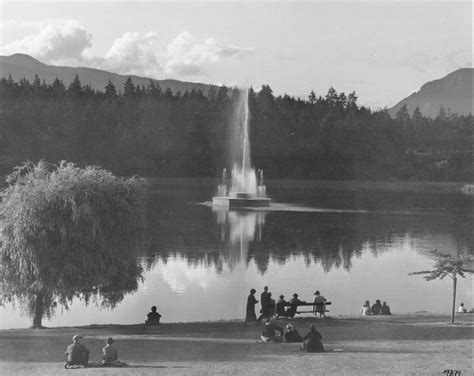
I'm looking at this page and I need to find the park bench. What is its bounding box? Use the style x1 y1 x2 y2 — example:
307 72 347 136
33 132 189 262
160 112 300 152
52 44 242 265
285 301 332 314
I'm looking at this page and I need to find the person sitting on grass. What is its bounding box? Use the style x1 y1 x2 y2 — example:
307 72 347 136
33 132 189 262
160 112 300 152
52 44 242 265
371 299 382 315
360 300 371 316
380 301 392 315
145 305 162 326
65 335 89 369
284 324 303 343
101 337 127 367
260 319 284 342
458 302 467 314
301 323 324 353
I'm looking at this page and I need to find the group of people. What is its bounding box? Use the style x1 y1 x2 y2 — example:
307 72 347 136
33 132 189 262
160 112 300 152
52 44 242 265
245 286 328 325
260 319 325 353
360 300 392 316
65 335 126 369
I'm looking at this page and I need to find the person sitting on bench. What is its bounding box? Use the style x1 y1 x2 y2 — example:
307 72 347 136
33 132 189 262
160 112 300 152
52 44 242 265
145 306 162 326
313 290 327 318
287 293 303 318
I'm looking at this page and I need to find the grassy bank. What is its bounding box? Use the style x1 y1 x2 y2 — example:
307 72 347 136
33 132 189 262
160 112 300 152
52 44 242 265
0 314 472 375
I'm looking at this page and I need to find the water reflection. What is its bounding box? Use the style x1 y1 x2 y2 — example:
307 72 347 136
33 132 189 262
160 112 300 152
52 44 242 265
213 207 266 270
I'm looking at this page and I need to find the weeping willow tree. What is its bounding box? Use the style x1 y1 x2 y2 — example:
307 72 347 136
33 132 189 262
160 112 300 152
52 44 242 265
0 161 148 328
409 252 474 324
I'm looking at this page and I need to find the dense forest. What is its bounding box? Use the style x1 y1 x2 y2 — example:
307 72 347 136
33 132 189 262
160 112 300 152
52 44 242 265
0 74 472 181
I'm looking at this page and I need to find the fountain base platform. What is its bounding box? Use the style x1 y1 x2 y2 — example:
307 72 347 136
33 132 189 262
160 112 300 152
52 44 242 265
212 193 271 208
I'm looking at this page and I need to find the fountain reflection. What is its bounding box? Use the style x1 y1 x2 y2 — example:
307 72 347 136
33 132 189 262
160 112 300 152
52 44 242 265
213 206 267 270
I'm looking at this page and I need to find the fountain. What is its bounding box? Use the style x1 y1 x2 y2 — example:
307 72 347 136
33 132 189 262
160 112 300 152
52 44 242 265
212 89 271 208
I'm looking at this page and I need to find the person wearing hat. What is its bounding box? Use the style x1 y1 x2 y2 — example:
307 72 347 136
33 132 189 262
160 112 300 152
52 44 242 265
260 318 284 343
313 290 327 318
286 293 303 318
101 337 119 366
284 323 303 343
245 288 259 325
65 335 89 368
301 323 324 352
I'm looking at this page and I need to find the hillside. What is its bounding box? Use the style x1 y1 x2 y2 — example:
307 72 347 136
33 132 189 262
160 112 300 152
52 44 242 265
0 53 216 94
389 68 473 118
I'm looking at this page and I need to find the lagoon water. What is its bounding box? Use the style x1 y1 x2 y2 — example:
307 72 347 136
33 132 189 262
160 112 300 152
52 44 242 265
1 180 472 329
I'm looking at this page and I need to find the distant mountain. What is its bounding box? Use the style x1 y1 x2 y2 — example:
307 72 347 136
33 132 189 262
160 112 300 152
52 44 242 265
0 53 217 95
389 68 473 118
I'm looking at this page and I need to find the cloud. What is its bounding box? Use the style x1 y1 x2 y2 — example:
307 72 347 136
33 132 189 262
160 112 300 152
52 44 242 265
1 20 92 64
165 31 254 76
101 32 162 77
1 21 254 79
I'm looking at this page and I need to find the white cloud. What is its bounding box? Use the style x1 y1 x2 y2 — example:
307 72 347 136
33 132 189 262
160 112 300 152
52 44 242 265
1 21 254 79
165 31 254 76
101 32 162 77
1 20 92 64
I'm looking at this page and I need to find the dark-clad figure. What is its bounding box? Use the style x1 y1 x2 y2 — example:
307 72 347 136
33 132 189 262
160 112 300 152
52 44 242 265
371 300 382 315
287 293 303 318
301 324 324 353
267 292 276 318
380 301 392 315
260 319 284 342
245 288 259 325
65 335 89 368
146 305 162 326
284 324 303 343
257 286 270 323
275 295 287 318
313 290 327 318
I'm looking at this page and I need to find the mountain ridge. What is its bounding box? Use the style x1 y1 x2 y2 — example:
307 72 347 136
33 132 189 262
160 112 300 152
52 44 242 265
0 53 217 95
388 68 473 118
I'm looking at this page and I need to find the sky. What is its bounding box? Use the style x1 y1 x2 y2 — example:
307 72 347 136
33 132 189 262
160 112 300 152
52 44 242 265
0 1 472 109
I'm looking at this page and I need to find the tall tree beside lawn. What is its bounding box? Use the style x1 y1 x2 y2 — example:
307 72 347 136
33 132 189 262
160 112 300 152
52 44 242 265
409 252 474 324
0 161 148 328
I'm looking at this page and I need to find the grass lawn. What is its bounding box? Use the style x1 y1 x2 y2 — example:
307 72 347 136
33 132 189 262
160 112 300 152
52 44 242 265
0 314 472 375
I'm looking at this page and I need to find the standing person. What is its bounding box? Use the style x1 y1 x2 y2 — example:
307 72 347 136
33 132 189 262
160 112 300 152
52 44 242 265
275 295 287 318
360 300 371 316
65 335 89 368
267 292 276 319
257 286 270 323
313 290 327 318
380 301 392 315
245 288 259 325
371 299 382 315
301 323 324 352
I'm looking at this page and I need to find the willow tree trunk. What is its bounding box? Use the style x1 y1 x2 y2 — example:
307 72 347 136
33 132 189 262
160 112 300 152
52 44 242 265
32 292 44 329
451 275 457 325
